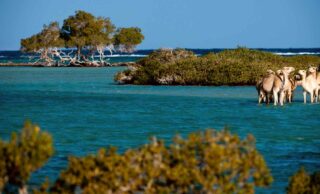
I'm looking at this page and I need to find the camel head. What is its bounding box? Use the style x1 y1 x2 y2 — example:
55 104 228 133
294 74 302 81
276 69 283 76
307 66 317 73
282 66 295 74
298 70 307 78
266 69 275 75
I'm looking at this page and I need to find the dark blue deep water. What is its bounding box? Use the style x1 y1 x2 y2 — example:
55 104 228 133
0 67 319 193
1 48 320 64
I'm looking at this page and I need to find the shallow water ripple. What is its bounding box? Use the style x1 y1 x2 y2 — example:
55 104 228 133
0 67 319 193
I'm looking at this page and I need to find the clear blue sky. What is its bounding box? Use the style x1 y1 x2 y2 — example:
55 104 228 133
0 0 319 50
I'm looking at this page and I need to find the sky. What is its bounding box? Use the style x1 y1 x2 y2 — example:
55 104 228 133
0 0 319 50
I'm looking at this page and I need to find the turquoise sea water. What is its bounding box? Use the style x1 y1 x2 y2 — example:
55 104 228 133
0 67 319 193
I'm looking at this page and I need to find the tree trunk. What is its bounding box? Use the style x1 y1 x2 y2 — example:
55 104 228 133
43 49 53 66
77 46 82 61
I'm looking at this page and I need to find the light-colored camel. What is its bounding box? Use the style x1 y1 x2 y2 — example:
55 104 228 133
276 67 295 104
257 67 294 106
272 67 295 106
316 70 320 101
307 67 319 102
298 67 318 103
286 77 298 103
276 69 296 103
256 69 275 104
275 70 289 102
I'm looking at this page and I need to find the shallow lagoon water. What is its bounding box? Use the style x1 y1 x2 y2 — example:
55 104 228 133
0 67 319 193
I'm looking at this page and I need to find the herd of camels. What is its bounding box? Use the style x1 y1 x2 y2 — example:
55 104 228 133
256 66 320 106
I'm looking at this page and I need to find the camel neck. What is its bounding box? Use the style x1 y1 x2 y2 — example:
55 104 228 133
310 72 316 78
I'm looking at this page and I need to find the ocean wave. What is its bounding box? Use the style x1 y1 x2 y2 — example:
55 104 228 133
273 52 320 56
0 55 5 58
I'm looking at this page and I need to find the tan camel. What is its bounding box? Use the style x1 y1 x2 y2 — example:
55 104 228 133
257 67 294 105
316 69 320 101
286 77 298 103
276 70 295 103
298 67 318 103
256 70 275 104
278 67 295 103
272 67 295 106
307 67 319 102
276 70 290 103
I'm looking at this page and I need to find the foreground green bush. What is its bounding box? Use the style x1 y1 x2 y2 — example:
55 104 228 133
287 168 320 194
50 130 272 193
115 48 320 85
0 122 53 194
1 122 318 193
1 123 274 193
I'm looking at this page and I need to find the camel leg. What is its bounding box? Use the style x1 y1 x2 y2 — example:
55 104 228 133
303 91 307 104
279 91 284 106
288 91 292 103
273 90 278 106
258 91 264 104
310 92 314 103
258 94 262 104
269 94 273 104
265 94 269 104
283 92 287 103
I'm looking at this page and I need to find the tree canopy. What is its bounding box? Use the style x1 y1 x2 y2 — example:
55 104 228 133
20 10 144 66
114 27 144 53
61 10 115 59
21 22 63 53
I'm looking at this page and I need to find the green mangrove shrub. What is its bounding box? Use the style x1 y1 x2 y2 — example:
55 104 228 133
5 122 318 193
0 121 53 194
115 48 320 85
50 130 272 194
287 167 320 194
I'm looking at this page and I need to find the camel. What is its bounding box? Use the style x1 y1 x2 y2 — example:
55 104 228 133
276 67 295 104
256 69 275 104
298 67 318 103
256 67 294 106
276 70 294 103
307 67 319 102
272 67 295 106
286 77 299 103
316 67 320 101
276 70 289 103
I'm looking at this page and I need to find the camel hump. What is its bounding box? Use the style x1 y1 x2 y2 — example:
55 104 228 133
262 75 275 92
